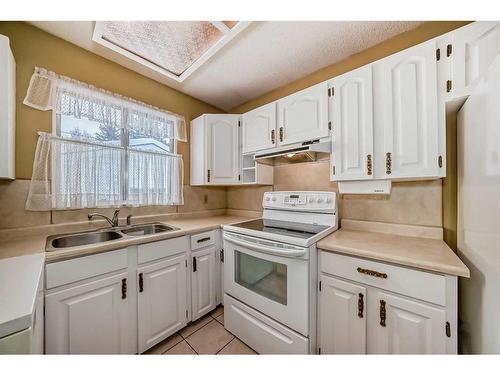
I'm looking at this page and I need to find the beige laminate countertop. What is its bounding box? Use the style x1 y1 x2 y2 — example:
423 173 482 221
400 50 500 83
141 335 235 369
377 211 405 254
317 229 470 278
0 215 253 263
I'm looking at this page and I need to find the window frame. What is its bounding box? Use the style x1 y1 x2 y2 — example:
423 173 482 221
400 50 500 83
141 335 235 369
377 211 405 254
53 111 178 207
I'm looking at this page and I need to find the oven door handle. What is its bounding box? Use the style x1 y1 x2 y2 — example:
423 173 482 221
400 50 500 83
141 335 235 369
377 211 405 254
223 233 306 257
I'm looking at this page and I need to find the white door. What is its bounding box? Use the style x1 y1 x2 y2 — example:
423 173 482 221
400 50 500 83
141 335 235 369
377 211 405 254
378 39 440 179
242 102 277 153
45 272 133 354
206 114 240 184
451 21 500 99
368 290 447 354
330 65 374 181
137 254 188 353
191 246 217 320
318 275 366 354
277 82 329 146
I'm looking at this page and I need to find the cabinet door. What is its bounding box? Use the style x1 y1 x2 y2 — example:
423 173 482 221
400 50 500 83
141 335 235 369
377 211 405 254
330 65 374 181
206 114 240 184
137 254 188 353
378 39 440 179
242 102 276 153
368 290 446 354
45 272 133 354
451 21 500 99
277 82 329 146
318 275 366 354
191 246 217 320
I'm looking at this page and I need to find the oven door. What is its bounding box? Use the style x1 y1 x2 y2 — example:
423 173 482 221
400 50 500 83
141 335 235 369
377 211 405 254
223 231 309 336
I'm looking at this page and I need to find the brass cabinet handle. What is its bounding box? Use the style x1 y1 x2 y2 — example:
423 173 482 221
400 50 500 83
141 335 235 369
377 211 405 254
380 300 386 327
271 129 275 144
121 278 127 299
139 273 144 293
385 152 392 175
367 154 372 176
279 127 284 142
357 267 388 279
358 293 364 318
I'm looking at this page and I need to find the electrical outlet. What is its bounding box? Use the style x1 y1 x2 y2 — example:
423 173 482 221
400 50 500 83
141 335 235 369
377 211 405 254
203 194 208 204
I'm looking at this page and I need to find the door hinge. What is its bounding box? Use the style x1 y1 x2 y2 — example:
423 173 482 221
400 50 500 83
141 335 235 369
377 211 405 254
328 121 332 131
192 256 197 272
328 87 334 97
445 321 451 337
238 174 241 181
367 154 373 176
385 152 392 175
185 259 188 267
436 48 441 61
318 347 321 355
319 281 322 291
238 120 241 127
447 44 452 57
220 248 224 263
438 155 443 168
186 310 188 319
207 169 211 183
446 80 452 93
121 278 127 299
332 165 336 175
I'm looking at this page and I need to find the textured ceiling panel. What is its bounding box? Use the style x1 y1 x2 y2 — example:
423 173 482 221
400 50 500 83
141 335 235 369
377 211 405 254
100 21 223 76
29 21 425 110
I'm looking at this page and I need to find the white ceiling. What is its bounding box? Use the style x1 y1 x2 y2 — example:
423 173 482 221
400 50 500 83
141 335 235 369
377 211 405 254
29 21 424 110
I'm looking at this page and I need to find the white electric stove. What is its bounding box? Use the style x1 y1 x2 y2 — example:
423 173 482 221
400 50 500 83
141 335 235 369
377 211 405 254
222 191 338 354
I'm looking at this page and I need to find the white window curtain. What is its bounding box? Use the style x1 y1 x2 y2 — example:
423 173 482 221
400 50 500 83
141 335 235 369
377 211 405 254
24 67 186 211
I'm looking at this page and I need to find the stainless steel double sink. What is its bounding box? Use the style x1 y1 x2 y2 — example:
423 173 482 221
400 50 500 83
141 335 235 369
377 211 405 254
45 222 180 251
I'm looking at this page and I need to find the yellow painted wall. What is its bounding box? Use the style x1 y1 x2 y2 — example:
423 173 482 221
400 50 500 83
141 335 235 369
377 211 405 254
231 21 470 113
0 21 223 182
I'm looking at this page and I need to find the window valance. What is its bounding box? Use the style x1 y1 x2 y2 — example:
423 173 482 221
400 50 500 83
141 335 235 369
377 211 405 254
23 67 187 142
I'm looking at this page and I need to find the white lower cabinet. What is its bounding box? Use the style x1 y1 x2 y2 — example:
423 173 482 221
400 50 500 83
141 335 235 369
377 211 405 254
137 254 188 353
45 271 133 354
368 290 446 354
191 245 217 321
318 251 457 355
318 275 366 354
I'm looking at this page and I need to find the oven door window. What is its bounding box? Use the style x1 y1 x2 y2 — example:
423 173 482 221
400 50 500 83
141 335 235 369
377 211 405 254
234 250 287 305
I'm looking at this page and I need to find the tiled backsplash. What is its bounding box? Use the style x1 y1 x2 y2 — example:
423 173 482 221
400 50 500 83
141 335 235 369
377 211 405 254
0 161 443 229
0 179 227 229
227 160 443 228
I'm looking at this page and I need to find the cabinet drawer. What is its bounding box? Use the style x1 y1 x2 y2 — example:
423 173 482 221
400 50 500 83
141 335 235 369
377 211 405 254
320 251 446 306
138 236 189 264
46 249 128 289
224 294 308 354
191 231 216 251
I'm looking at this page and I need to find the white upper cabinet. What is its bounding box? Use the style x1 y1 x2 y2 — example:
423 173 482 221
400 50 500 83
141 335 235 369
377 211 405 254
376 39 440 179
277 81 329 146
368 291 447 354
137 254 188 353
0 35 15 180
242 102 277 154
190 114 240 185
449 21 500 100
329 65 374 181
318 275 366 354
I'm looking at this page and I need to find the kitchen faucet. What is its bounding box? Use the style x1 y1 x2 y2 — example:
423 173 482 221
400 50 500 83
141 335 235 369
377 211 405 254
88 209 121 227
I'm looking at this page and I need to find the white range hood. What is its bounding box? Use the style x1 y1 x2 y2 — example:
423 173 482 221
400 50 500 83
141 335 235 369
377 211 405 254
254 138 331 160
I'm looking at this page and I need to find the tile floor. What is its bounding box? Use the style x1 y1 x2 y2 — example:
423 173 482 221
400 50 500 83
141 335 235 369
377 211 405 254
144 305 257 355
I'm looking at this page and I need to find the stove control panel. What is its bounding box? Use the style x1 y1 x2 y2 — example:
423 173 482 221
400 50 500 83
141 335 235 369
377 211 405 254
263 191 336 212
